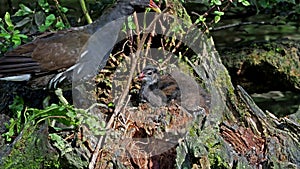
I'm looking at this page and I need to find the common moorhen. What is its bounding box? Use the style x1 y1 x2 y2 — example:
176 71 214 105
138 65 210 113
0 0 160 88
138 65 180 107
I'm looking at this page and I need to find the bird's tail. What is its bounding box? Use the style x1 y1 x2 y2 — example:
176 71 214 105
0 56 40 81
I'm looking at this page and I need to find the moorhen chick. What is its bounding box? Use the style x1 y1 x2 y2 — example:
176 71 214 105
138 65 180 107
0 0 160 88
138 65 210 113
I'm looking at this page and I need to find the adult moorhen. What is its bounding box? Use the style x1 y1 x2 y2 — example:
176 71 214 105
0 0 161 88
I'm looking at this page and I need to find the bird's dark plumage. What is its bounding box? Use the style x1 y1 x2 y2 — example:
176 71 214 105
138 65 211 114
0 0 160 88
138 66 181 107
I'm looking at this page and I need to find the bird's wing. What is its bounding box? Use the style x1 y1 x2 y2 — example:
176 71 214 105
0 30 90 78
158 74 180 100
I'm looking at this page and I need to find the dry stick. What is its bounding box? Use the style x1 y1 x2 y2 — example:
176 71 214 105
161 40 182 67
210 21 283 31
88 10 165 169
117 95 132 129
129 16 135 70
141 29 155 67
111 40 130 58
133 12 141 46
142 14 158 67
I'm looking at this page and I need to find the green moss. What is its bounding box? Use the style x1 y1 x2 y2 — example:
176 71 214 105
1 124 60 169
221 40 300 92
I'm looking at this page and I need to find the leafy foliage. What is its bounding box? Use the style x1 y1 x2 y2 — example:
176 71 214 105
2 88 106 143
0 12 28 53
2 97 80 142
1 88 106 168
1 96 24 142
0 0 69 54
181 0 300 31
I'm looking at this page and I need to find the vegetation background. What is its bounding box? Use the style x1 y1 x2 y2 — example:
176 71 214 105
0 0 299 168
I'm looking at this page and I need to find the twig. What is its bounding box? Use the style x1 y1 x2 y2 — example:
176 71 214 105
79 0 93 24
117 95 132 128
133 12 141 45
111 40 130 58
210 21 285 31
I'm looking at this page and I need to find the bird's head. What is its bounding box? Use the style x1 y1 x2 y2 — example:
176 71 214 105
130 0 161 13
138 66 160 85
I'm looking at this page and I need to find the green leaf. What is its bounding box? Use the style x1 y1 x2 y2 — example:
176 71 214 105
12 35 22 47
213 11 224 16
7 26 14 32
55 21 65 30
1 119 18 142
242 1 250 6
49 133 72 155
214 15 221 23
66 110 76 119
259 0 269 8
108 102 114 107
195 15 206 24
14 9 25 17
127 16 136 30
38 0 50 12
20 4 33 15
58 106 65 111
45 14 55 26
9 96 24 113
4 12 14 28
0 33 11 39
39 14 55 32
17 33 28 39
211 0 222 6
39 25 47 32
13 30 20 34
60 7 69 13
100 121 106 128
238 0 250 6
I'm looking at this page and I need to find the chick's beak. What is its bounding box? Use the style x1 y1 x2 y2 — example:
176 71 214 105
137 72 145 80
149 0 161 13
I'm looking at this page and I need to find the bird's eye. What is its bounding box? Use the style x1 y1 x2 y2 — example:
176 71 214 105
147 71 153 75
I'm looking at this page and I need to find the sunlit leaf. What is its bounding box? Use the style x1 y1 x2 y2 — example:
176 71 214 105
55 21 65 30
4 12 14 28
38 0 50 12
214 15 221 23
127 16 136 30
238 0 250 6
19 4 33 15
45 14 55 26
211 0 222 6
213 11 224 16
0 33 11 39
60 7 69 13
